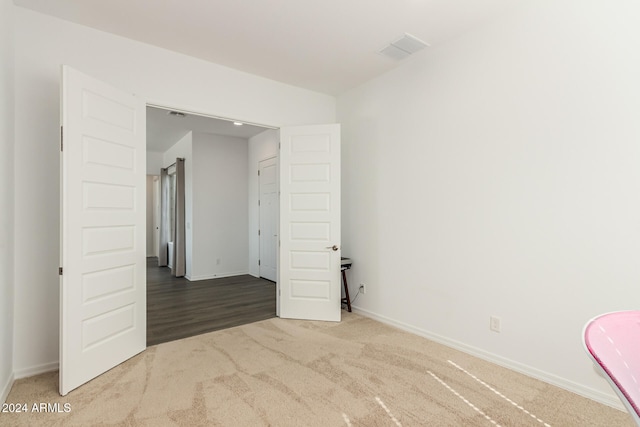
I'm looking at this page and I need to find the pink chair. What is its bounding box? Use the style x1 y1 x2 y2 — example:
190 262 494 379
583 311 640 426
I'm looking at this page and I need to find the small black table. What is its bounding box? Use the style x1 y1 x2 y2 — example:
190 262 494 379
341 257 352 312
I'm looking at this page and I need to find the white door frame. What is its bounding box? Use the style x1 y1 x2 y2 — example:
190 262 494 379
153 176 160 258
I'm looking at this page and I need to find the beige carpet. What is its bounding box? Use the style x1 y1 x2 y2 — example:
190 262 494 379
2 313 632 426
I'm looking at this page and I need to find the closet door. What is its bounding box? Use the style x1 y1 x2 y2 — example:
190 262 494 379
60 65 146 395
259 157 278 282
279 124 341 322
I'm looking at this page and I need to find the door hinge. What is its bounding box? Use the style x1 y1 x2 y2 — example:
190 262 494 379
59 267 63 276
258 259 261 266
279 142 281 150
258 229 261 236
258 199 260 206
258 170 260 176
60 126 63 151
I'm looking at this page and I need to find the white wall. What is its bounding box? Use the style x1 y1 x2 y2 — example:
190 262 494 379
13 7 335 375
0 0 14 404
192 132 249 280
163 132 193 278
248 130 279 277
146 151 163 175
338 0 640 407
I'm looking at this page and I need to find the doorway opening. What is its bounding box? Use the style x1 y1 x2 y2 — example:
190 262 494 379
60 66 342 396
145 105 279 346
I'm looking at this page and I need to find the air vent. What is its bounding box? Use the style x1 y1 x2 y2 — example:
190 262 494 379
379 33 429 60
167 111 186 118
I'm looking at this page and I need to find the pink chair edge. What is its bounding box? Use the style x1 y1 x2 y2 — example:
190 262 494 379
582 311 640 426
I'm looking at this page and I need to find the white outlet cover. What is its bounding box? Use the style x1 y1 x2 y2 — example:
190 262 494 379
490 316 501 332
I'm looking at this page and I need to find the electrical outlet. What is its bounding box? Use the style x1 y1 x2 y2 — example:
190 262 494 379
490 316 501 333
359 283 366 294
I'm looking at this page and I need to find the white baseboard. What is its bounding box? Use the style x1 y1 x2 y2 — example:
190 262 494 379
188 271 250 281
351 306 625 411
2 362 58 402
1 371 14 404
14 361 59 380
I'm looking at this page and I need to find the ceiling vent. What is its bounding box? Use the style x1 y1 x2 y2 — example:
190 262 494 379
167 111 186 118
379 33 429 60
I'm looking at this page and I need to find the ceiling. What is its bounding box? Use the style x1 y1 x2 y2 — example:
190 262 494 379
15 0 518 152
14 0 517 95
146 106 270 153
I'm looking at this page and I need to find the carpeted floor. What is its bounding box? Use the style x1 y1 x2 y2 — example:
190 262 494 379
2 312 632 426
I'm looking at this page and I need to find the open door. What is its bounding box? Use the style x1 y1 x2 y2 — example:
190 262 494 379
279 124 341 321
60 66 146 395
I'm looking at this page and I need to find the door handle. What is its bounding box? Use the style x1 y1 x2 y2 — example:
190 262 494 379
326 245 339 251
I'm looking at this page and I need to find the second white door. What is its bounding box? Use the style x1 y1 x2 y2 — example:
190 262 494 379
259 157 278 282
279 124 341 322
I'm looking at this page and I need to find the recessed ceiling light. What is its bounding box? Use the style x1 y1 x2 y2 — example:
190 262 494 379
233 121 243 126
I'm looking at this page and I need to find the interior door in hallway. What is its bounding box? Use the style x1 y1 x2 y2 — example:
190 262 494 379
259 157 278 282
60 65 146 395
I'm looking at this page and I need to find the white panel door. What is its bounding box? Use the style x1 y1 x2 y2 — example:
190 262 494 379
259 157 278 282
60 66 146 395
279 124 340 321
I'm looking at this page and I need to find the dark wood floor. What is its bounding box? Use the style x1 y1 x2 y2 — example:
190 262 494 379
146 257 276 346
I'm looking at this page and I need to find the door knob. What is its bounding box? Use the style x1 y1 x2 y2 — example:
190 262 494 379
326 245 339 251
